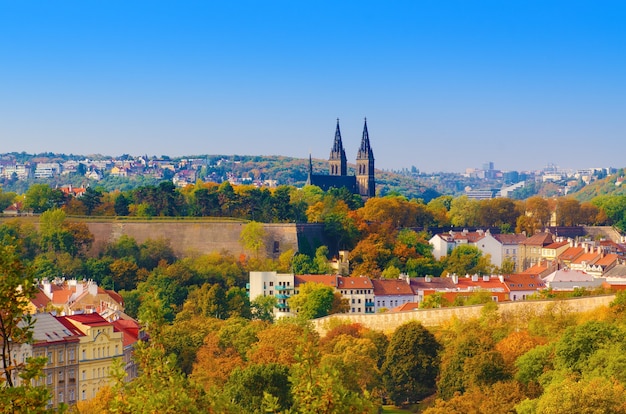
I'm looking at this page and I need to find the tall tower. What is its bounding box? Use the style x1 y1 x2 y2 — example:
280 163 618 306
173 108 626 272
356 118 375 198
329 118 347 176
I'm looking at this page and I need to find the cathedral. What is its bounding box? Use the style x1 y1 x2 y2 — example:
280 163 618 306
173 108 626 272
307 118 375 199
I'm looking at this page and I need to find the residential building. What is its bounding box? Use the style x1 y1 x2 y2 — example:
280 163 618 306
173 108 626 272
371 278 416 312
503 274 546 301
248 271 296 317
57 313 124 402
517 232 554 271
10 313 80 409
336 276 375 314
542 269 605 291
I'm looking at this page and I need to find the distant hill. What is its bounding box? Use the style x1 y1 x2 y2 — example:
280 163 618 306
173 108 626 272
570 168 626 201
223 155 441 201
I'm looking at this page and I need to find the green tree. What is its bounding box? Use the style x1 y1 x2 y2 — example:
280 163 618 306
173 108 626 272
23 184 64 213
382 321 441 405
444 244 493 276
0 239 37 387
239 221 267 259
251 295 278 322
288 282 335 320
224 363 292 413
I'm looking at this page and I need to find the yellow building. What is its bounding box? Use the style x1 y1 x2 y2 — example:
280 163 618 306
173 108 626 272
57 313 124 401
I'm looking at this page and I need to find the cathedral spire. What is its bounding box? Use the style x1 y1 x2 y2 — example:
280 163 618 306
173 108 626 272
356 117 375 198
329 118 347 176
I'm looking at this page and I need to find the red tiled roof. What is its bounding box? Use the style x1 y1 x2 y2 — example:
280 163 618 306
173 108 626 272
112 319 140 347
492 233 527 244
559 246 585 261
455 276 509 292
337 276 373 290
519 232 553 246
544 241 569 250
65 313 111 327
521 262 550 276
371 279 414 296
595 254 619 267
294 275 338 288
571 252 601 265
504 274 546 291
389 302 420 312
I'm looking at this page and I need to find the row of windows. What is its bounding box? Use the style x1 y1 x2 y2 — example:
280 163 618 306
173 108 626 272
47 349 76 365
339 289 372 295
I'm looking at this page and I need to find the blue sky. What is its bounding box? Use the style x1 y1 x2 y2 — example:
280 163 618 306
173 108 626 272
1 1 625 173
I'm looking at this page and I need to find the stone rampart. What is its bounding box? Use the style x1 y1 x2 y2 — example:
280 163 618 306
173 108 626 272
84 220 300 258
311 295 616 336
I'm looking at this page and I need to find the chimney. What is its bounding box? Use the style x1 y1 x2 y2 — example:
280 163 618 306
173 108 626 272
498 274 504 283
88 280 98 296
477 229 484 235
42 280 52 299
451 274 458 284
482 275 490 282
425 275 432 283
471 274 479 282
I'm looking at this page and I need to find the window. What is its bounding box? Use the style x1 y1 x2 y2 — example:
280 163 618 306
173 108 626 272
59 392 64 403
69 389 75 402
69 369 75 383
269 281 274 286
273 241 280 253
68 349 75 362
82 370 86 381
58 350 64 363
58 370 64 383
82 390 86 401
47 352 53 365
47 373 52 385
82 349 86 360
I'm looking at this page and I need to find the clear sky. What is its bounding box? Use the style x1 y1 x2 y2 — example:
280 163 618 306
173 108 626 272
1 1 625 173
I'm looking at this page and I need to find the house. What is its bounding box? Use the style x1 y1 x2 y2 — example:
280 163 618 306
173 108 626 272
9 313 80 408
558 245 585 267
57 313 124 402
541 240 570 262
503 274 546 301
409 276 458 304
371 278 416 312
2 202 23 216
517 232 554 272
247 271 296 317
429 229 489 260
542 269 605 291
32 279 125 317
492 233 528 272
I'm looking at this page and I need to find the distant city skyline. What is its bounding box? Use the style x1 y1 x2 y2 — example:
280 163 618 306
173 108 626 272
1 1 625 173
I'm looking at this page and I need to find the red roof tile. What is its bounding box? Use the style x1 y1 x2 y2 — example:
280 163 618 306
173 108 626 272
337 276 373 290
371 279 414 296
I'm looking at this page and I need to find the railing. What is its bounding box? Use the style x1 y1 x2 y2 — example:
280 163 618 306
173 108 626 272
276 303 288 309
275 285 293 291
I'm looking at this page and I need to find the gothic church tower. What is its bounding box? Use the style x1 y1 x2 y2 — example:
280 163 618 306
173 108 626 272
356 118 375 198
329 118 347 176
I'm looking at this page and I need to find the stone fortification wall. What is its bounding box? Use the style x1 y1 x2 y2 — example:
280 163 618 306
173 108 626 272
84 221 300 258
311 295 615 336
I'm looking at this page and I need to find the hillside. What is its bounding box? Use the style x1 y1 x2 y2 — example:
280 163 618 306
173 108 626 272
570 168 626 201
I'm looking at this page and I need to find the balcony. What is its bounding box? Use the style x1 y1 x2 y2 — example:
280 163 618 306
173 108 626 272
275 285 293 291
275 294 290 300
276 303 288 309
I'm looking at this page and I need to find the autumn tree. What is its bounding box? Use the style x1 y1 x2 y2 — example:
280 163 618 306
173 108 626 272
382 321 441 405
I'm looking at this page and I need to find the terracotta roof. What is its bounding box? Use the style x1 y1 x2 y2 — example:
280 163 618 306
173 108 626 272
571 252 601 265
112 319 140 348
294 275 338 288
492 233 527 244
559 246 585 261
594 254 619 267
544 241 569 250
337 276 373 290
388 302 420 312
521 262 551 276
504 274 546 291
455 276 509 292
410 277 457 290
30 290 50 310
65 313 111 327
519 232 553 246
371 279 414 296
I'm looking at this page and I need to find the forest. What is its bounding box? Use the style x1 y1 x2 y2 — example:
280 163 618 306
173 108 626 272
2 180 626 412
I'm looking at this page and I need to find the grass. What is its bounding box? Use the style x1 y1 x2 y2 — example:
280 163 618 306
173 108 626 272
381 405 415 414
